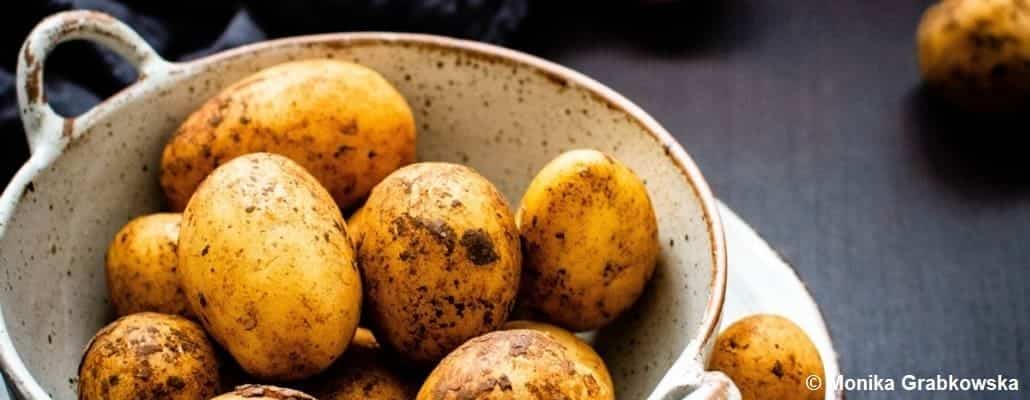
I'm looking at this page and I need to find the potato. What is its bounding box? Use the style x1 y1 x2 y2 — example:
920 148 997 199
709 314 825 400
355 162 521 363
517 149 658 331
78 312 219 400
346 206 368 251
417 329 613 400
301 328 416 399
178 153 362 380
212 385 316 400
105 213 191 317
917 0 1030 112
501 321 613 395
161 59 416 211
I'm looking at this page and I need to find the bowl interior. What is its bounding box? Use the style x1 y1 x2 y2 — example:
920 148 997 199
0 35 717 399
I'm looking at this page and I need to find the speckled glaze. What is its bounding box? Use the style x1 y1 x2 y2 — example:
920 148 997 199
2 11 729 399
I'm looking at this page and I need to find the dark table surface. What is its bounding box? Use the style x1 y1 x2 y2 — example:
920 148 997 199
517 1 1028 399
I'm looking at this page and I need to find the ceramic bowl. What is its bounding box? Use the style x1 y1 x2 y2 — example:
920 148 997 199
1 11 730 399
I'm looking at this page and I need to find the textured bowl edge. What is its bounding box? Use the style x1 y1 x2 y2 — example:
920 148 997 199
0 31 729 399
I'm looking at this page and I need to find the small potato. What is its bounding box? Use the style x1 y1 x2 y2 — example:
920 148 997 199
105 213 191 317
356 162 521 363
302 328 416 400
917 0 1030 112
79 312 219 400
417 329 614 400
709 314 825 400
517 149 658 331
212 385 316 400
161 59 416 211
346 206 367 250
178 153 362 381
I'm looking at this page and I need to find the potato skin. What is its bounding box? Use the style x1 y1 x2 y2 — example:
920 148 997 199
178 153 362 381
161 59 416 211
356 162 521 363
517 149 658 331
106 213 191 317
78 312 219 400
346 206 367 250
917 0 1030 112
501 321 613 396
709 315 825 400
417 329 611 400
212 385 316 400
301 328 416 400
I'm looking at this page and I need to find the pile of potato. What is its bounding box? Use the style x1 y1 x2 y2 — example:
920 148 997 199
83 59 662 399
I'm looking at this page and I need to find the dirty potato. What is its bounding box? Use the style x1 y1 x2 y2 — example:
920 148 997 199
79 312 219 400
417 329 613 400
178 153 362 381
356 162 521 363
346 205 368 250
917 0 1030 112
517 149 658 331
161 59 416 211
106 213 191 317
212 385 317 400
301 328 416 400
501 320 613 395
709 314 825 400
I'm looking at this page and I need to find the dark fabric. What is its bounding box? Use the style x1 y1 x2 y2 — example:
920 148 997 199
528 2 1030 398
0 0 528 182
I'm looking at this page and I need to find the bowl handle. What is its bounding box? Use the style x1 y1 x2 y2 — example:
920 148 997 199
650 348 742 400
16 10 172 155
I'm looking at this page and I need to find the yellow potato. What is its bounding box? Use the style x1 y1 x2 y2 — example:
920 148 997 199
78 313 219 400
517 149 658 331
178 153 362 381
161 59 416 211
502 320 613 397
302 328 416 400
709 314 825 400
105 213 191 317
346 206 367 251
212 385 316 400
355 162 521 363
917 0 1030 112
418 329 613 399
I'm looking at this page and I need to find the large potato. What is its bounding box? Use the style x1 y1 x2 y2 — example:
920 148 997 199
517 149 658 331
161 59 416 211
106 213 191 317
178 153 362 380
709 314 825 400
212 385 316 400
79 312 219 400
355 162 521 363
917 0 1030 112
501 320 613 395
301 328 416 400
417 329 613 399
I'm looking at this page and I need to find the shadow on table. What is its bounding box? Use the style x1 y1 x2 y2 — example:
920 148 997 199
515 0 756 58
905 85 1030 203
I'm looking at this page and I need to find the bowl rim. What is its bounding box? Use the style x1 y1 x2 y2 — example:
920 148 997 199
208 29 730 349
0 31 727 398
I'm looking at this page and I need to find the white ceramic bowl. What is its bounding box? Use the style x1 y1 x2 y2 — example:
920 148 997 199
1 11 730 399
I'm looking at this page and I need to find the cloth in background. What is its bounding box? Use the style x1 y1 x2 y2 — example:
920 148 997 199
0 0 528 183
